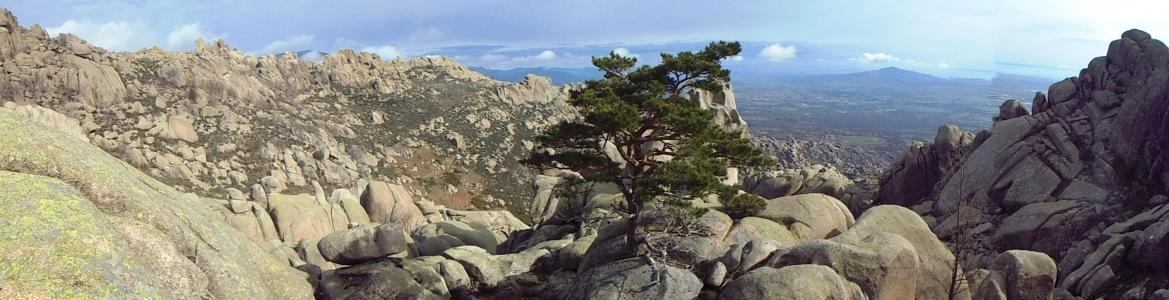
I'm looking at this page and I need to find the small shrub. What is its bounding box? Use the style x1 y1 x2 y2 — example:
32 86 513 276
442 172 461 186
721 193 767 219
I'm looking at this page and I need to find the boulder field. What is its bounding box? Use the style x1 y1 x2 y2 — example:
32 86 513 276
2 5 1164 300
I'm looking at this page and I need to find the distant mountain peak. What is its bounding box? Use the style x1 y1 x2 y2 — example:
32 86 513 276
832 66 945 83
866 66 926 75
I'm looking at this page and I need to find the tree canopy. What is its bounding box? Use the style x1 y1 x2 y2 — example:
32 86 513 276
524 41 773 256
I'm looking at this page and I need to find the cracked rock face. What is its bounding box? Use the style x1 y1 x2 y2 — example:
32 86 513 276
877 29 1169 298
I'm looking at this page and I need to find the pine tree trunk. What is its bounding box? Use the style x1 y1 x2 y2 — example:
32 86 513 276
625 208 643 255
620 183 647 256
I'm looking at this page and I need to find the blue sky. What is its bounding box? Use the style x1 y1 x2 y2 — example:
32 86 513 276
6 0 1169 79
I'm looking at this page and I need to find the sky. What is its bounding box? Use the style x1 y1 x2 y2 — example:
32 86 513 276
6 0 1169 79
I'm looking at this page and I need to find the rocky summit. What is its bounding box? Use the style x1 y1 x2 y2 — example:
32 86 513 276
878 29 1169 299
2 4 1169 300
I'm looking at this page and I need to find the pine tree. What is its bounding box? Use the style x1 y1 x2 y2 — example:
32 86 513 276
524 41 773 258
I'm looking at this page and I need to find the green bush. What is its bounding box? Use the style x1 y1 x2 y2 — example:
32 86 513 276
721 193 767 219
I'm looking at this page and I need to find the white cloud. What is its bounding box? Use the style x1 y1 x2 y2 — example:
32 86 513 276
361 45 402 59
166 22 220 50
46 19 157 51
937 62 951 69
858 52 901 63
261 34 315 54
533 50 557 60
728 55 744 62
759 43 797 62
612 47 638 59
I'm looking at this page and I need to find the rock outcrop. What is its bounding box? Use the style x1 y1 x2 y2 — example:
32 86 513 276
690 82 749 134
570 258 703 300
317 224 409 265
876 124 975 208
878 29 1169 298
0 105 312 298
970 250 1058 300
718 265 866 300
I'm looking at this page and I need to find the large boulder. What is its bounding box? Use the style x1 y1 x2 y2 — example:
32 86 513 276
442 209 529 234
688 209 734 241
413 220 503 255
267 193 336 243
167 115 199 143
298 238 337 271
995 99 1030 122
318 260 447 300
396 256 456 297
333 189 371 224
438 259 472 292
571 258 703 300
219 200 267 242
723 216 800 246
361 181 427 233
1060 234 1131 298
639 209 733 266
757 193 855 241
836 205 968 299
766 233 920 300
318 224 410 265
986 250 1058 300
718 265 865 300
558 234 597 270
529 170 581 225
441 245 560 289
993 201 1096 258
254 203 281 241
969 269 1009 300
0 108 312 298
719 239 788 276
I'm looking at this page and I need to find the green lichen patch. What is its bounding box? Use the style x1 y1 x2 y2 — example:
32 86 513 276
0 170 155 298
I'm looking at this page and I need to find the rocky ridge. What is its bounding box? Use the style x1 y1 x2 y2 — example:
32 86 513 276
0 8 575 219
878 29 1169 298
